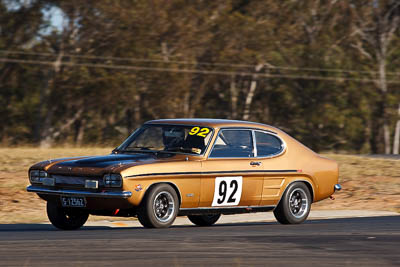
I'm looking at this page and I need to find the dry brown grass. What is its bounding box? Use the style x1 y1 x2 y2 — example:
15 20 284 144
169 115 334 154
0 148 110 223
313 154 400 212
0 148 399 223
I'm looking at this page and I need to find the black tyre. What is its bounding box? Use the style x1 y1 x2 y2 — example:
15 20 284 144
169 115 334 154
273 182 311 224
137 184 179 228
46 201 89 230
188 214 221 226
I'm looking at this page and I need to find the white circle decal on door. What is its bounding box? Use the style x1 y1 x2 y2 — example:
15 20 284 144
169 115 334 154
212 176 243 206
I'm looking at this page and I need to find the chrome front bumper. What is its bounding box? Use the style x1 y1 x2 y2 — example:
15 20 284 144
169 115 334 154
26 185 132 199
334 184 342 191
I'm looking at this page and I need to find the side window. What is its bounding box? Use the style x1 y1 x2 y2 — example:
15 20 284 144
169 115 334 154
210 130 254 158
255 131 283 157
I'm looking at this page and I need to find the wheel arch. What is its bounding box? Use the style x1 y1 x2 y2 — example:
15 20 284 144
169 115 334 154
141 181 182 206
277 180 315 207
303 181 314 202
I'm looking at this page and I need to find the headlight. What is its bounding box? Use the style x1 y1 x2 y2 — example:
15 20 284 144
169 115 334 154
29 170 40 183
29 170 50 184
103 173 122 187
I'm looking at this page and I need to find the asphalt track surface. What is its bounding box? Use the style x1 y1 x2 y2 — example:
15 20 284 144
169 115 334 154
0 216 399 266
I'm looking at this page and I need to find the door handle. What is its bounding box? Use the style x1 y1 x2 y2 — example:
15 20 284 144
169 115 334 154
250 161 262 166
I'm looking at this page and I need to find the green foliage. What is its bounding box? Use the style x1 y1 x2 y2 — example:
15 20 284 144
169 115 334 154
0 0 399 153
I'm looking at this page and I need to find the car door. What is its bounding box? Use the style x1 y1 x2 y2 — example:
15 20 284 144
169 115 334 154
253 130 288 206
199 129 264 207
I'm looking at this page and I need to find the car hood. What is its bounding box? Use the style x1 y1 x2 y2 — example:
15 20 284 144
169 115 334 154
53 153 155 168
41 152 198 176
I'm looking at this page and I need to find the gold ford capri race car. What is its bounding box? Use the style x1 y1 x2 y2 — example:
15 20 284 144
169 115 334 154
27 119 341 229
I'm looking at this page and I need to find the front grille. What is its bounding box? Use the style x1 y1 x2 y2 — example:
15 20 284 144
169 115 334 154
51 174 104 188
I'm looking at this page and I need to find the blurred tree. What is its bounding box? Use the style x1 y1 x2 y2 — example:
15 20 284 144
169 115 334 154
0 0 44 144
0 0 399 154
348 0 400 153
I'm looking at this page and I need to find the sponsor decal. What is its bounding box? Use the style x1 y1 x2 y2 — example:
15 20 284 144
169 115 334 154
135 184 143 192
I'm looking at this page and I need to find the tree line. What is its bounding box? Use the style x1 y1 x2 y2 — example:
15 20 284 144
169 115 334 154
1 0 400 153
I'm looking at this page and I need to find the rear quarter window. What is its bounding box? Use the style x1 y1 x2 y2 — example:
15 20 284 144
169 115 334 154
255 131 284 157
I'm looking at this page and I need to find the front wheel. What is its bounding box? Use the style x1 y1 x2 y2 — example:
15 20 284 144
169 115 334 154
273 182 311 224
137 184 179 228
46 201 89 230
188 214 221 226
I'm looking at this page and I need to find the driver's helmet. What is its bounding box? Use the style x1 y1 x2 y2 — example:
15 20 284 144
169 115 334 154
162 127 185 148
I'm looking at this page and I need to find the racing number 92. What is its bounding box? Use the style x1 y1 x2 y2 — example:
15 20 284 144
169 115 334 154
217 180 238 204
189 127 210 138
212 177 243 207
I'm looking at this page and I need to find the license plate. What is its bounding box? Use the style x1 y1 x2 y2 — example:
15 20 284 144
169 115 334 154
61 196 86 207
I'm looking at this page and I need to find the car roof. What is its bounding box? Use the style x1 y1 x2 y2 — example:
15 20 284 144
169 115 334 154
145 118 281 133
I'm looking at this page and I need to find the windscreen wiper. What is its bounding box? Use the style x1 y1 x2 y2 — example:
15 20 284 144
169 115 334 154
127 146 155 150
117 148 174 157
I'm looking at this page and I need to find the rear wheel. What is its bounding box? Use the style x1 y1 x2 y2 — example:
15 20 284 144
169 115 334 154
137 184 179 228
188 214 221 226
46 201 89 230
273 182 311 224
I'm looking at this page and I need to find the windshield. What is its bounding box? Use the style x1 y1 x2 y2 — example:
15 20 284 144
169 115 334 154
117 124 214 155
